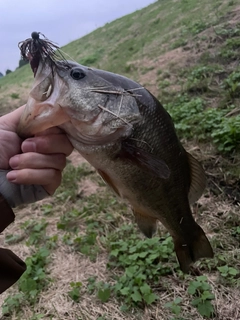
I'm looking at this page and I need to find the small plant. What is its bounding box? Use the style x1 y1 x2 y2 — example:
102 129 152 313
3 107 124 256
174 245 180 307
171 38 188 49
80 53 100 66
57 209 83 232
217 265 239 285
41 204 53 215
60 219 100 261
5 233 23 244
188 20 208 35
187 65 221 82
141 66 154 74
214 26 240 38
219 48 238 61
21 219 48 246
56 163 92 201
10 93 19 99
18 247 50 298
211 115 240 152
187 276 215 318
2 293 24 315
73 231 99 261
222 71 240 98
29 314 45 320
97 316 108 320
186 65 224 94
231 226 240 241
97 282 112 303
225 38 240 50
158 79 171 89
87 278 111 303
166 94 240 153
68 281 82 302
164 297 182 316
2 247 50 315
106 225 175 308
85 225 176 309
166 96 205 138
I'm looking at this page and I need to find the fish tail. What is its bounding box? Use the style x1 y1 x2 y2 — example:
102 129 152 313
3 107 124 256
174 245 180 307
174 225 213 273
133 210 157 238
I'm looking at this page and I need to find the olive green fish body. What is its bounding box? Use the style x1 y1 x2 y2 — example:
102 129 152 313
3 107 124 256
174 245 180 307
17 61 213 272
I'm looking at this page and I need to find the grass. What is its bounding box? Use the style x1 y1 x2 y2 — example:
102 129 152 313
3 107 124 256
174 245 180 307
1 0 240 319
0 153 239 319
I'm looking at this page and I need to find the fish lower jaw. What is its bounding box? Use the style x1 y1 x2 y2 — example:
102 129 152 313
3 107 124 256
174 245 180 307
69 137 120 154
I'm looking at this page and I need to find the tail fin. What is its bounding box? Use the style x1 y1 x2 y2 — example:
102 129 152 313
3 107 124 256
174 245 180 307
174 226 213 273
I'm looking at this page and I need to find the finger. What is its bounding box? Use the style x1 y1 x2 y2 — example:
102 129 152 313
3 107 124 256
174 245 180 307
0 130 22 170
35 127 64 136
6 168 62 195
21 134 73 156
9 153 67 171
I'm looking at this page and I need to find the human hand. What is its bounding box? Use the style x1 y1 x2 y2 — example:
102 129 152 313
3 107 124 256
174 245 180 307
0 106 73 207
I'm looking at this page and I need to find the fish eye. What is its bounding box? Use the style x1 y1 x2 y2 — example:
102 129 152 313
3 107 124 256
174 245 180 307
70 68 86 80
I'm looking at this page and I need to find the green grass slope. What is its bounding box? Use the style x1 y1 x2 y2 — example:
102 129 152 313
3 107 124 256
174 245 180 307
0 0 239 110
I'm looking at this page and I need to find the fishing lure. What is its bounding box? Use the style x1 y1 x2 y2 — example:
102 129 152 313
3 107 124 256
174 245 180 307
18 32 70 76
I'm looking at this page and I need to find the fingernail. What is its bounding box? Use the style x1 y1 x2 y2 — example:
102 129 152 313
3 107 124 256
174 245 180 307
9 155 20 169
7 171 17 182
22 140 36 152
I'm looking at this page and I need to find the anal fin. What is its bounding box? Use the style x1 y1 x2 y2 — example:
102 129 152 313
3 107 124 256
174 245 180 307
133 209 157 238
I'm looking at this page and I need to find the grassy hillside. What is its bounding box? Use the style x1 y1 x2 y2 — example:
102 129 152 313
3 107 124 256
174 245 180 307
1 0 240 319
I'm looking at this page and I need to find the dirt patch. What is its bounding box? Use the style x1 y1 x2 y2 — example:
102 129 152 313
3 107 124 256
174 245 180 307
78 178 100 197
68 150 100 196
134 6 240 96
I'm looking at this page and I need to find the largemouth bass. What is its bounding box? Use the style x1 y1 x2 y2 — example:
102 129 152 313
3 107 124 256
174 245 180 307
17 60 213 272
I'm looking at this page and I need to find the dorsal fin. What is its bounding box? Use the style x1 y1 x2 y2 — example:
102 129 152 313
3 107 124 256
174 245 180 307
187 152 206 204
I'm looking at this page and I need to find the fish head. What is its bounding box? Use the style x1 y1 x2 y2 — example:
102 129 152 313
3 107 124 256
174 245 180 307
17 60 141 145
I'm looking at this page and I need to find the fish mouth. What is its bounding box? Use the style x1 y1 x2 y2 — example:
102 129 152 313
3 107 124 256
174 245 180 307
17 64 70 138
17 100 70 139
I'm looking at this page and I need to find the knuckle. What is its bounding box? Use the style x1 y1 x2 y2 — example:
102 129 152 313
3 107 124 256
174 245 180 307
35 136 51 153
57 154 67 169
47 170 62 194
17 169 31 183
15 153 30 169
65 141 74 156
51 169 62 183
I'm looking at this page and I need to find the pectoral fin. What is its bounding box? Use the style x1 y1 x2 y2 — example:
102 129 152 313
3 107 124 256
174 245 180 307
118 140 170 179
97 169 120 197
